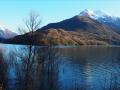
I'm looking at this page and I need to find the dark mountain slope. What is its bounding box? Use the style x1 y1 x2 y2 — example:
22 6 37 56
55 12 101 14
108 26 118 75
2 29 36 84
6 16 120 45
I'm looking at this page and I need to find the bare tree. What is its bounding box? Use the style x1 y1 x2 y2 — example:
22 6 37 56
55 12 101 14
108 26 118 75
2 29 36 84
7 11 60 90
18 11 41 34
13 11 42 90
18 11 41 44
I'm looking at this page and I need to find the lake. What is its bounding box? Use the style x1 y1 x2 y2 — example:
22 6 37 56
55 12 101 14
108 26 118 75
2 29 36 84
0 44 120 90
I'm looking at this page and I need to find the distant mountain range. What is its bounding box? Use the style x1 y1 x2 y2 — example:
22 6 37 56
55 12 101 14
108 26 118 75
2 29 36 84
5 9 120 45
0 25 17 42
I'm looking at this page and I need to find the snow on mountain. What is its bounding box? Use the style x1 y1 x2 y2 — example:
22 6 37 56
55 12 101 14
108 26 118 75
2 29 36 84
79 9 113 19
79 9 94 17
0 25 17 39
79 9 120 32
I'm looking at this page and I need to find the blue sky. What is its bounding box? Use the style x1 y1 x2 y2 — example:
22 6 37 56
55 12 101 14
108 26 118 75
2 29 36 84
0 0 120 32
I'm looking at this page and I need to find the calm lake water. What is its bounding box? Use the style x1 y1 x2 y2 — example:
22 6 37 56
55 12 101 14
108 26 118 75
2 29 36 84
0 44 120 90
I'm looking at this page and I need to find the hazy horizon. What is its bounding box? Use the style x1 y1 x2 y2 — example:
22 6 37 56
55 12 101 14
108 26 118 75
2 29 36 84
0 0 120 33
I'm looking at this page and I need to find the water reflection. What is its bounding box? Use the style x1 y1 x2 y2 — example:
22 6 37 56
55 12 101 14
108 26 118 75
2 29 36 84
0 45 120 90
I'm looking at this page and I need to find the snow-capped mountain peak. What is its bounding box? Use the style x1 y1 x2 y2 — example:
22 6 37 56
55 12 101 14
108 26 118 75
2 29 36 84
79 9 112 19
79 9 120 33
79 9 94 17
0 24 17 39
0 24 6 31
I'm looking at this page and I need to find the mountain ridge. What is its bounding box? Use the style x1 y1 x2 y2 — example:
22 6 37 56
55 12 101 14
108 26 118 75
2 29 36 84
5 9 120 45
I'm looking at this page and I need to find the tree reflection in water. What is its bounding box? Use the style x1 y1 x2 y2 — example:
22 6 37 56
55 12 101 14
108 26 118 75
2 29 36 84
0 46 120 90
0 50 7 90
7 45 59 90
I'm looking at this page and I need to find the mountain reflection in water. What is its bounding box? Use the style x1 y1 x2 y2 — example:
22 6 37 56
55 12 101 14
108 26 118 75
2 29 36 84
0 45 120 90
